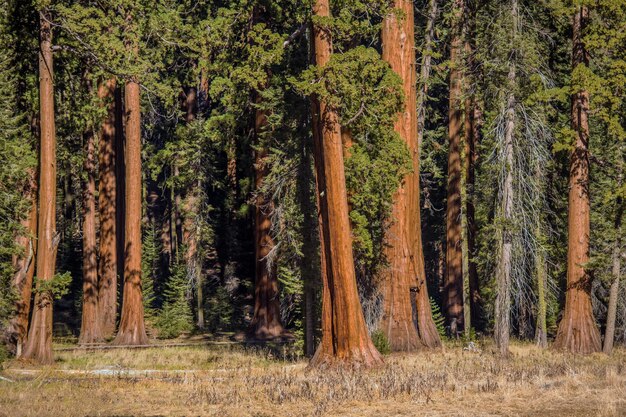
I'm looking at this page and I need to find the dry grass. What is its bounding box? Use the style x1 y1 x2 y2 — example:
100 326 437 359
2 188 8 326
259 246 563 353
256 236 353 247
1 340 625 416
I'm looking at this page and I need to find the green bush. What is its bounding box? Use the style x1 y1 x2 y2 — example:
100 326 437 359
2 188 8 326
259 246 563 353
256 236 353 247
154 261 194 339
370 330 391 355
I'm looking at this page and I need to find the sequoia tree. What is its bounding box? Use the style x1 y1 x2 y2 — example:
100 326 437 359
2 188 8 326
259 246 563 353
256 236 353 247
309 0 382 368
445 0 465 334
553 5 601 354
380 0 440 351
97 78 118 339
22 10 57 364
78 117 102 344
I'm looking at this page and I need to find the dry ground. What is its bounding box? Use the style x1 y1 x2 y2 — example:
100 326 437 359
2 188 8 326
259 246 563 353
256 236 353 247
0 340 625 416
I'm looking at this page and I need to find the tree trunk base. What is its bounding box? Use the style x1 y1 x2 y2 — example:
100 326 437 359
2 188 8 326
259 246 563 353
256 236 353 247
309 340 384 369
553 311 601 354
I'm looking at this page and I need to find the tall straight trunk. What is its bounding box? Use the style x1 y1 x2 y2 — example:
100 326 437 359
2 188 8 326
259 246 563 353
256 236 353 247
380 0 439 351
113 78 148 345
8 171 37 356
79 125 102 344
494 0 517 356
416 0 438 149
22 11 57 364
463 12 481 331
249 99 284 339
115 86 125 289
604 193 622 354
445 0 465 334
309 0 382 368
553 6 601 354
97 78 118 339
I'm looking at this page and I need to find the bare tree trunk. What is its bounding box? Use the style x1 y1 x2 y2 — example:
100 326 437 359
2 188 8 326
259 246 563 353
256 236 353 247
97 78 118 339
553 6 601 354
79 123 102 344
8 171 37 356
445 0 465 334
113 77 148 346
22 11 56 364
494 0 517 356
248 96 284 339
309 0 382 368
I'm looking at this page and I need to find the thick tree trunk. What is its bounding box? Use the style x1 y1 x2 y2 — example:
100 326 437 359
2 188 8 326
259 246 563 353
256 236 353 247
248 100 285 339
113 79 148 346
380 0 440 351
445 0 465 334
79 125 102 344
8 171 37 356
97 78 118 339
22 11 56 364
553 6 601 354
309 0 382 368
115 86 125 289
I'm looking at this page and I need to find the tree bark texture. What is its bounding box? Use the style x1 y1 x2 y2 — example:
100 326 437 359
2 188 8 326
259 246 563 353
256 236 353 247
248 94 285 339
445 0 465 333
79 123 102 344
113 79 148 345
553 6 601 354
309 0 383 368
8 170 37 356
97 78 118 339
22 11 56 364
416 0 438 150
380 0 440 351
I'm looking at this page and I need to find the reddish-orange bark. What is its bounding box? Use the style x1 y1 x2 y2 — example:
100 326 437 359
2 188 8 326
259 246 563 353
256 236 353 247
553 6 601 354
248 100 285 339
444 0 465 333
113 78 148 346
79 125 102 344
97 78 118 339
22 11 57 364
309 0 383 368
380 0 440 351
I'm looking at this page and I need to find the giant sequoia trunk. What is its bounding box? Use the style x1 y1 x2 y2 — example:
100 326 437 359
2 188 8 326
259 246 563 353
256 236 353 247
8 171 37 356
445 0 465 334
309 0 382 368
248 100 284 339
553 6 601 354
78 125 102 344
380 0 440 351
97 78 118 339
22 11 57 364
113 78 148 346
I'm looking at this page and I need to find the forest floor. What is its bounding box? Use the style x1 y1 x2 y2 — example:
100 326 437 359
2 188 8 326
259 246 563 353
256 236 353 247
0 338 625 417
